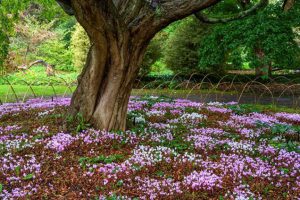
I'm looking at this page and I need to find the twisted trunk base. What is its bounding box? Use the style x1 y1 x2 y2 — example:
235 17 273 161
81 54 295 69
70 37 145 131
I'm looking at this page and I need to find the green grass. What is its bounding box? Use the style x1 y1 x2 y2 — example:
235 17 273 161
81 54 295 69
236 104 300 114
227 103 300 114
0 86 237 103
131 89 237 96
0 66 78 86
0 85 75 102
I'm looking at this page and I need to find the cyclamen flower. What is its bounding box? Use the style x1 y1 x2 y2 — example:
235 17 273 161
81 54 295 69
181 113 206 121
133 176 182 199
206 106 232 114
225 184 261 200
183 170 223 191
207 102 224 106
1 97 300 199
275 112 300 123
33 126 49 135
46 133 75 152
146 110 166 117
190 128 225 136
135 116 146 123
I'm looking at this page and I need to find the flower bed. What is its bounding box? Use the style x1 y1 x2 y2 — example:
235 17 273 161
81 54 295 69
0 96 299 199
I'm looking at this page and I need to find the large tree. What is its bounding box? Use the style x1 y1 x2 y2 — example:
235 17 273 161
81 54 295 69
197 0 299 78
56 0 267 131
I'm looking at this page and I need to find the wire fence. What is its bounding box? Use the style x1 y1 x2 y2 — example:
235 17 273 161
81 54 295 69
0 74 299 107
0 76 76 104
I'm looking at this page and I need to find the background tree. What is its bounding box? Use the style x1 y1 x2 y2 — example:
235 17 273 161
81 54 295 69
164 16 210 75
0 0 25 73
0 0 71 73
71 23 90 72
12 16 56 65
139 32 165 77
198 0 300 78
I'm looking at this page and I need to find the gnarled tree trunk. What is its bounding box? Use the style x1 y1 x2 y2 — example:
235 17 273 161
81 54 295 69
70 38 147 131
68 0 150 130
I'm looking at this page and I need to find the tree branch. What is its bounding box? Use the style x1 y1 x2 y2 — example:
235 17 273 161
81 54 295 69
194 0 268 24
129 0 222 42
157 0 221 24
28 60 51 69
56 0 74 15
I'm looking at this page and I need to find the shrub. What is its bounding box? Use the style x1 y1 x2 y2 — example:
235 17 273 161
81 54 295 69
139 32 166 77
70 23 90 72
163 17 210 75
37 37 73 71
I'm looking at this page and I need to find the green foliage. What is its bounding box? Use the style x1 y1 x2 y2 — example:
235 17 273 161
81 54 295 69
271 124 292 135
66 112 91 133
0 0 70 70
74 113 91 133
149 60 173 76
23 173 34 180
0 66 78 85
9 16 56 66
35 18 76 72
199 2 300 75
79 154 125 169
37 35 73 71
228 104 261 115
70 23 90 72
57 17 77 48
140 33 165 76
271 140 300 153
15 166 21 176
0 0 26 68
164 17 211 75
6 5 75 71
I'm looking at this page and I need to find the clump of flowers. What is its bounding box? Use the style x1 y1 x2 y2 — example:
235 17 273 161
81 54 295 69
183 170 223 191
45 132 75 152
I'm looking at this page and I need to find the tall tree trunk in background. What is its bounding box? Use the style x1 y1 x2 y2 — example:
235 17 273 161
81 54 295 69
254 47 272 78
254 0 294 78
56 0 269 131
283 0 295 11
24 45 30 65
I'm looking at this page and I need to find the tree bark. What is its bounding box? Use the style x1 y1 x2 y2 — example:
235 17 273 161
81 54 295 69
70 41 146 131
255 65 272 77
69 0 148 130
283 0 295 11
254 47 272 78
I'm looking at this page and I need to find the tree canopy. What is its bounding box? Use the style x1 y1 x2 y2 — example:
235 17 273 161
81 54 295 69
198 0 300 77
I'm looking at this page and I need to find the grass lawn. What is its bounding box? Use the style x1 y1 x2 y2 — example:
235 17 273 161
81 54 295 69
0 85 75 102
0 86 235 103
